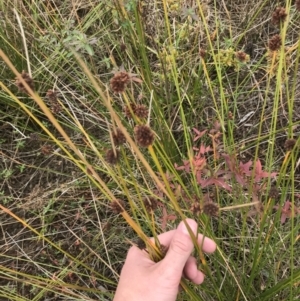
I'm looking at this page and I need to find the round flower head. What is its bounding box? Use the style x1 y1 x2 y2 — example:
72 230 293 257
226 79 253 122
46 89 58 102
110 71 130 93
235 51 250 62
199 48 206 59
51 102 62 114
112 128 126 146
124 103 136 119
284 138 296 151
202 201 219 217
143 196 158 212
15 70 34 93
190 201 201 215
134 104 149 119
124 103 148 119
268 34 282 51
40 144 53 155
136 238 146 250
110 199 125 214
268 186 279 199
271 7 287 24
134 125 155 147
105 149 120 165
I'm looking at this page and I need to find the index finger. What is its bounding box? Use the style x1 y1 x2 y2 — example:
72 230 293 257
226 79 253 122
150 229 216 254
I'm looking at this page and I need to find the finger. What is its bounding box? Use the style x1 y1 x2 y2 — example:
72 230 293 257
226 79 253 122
197 233 217 253
183 256 205 284
149 229 176 246
150 230 216 254
157 219 197 282
125 246 154 267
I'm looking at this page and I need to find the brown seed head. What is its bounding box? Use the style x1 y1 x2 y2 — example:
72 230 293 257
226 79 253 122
124 103 148 119
202 201 219 217
284 138 296 150
235 51 250 62
272 7 287 24
110 71 130 93
112 128 126 146
134 125 155 147
46 89 58 102
134 104 149 119
136 238 146 250
124 103 137 119
199 48 206 59
46 90 61 114
296 0 300 12
15 70 34 93
190 201 201 215
51 102 62 114
143 197 158 212
40 144 53 155
268 34 282 51
110 199 125 214
105 149 120 165
268 186 279 199
120 43 127 52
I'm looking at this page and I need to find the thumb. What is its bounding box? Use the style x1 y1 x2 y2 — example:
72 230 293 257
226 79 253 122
159 219 197 280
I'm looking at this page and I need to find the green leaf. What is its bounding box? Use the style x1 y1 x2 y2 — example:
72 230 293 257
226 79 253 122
85 44 94 56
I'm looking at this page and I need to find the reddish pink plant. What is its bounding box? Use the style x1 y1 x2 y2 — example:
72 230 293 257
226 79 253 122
175 144 210 177
160 206 177 231
247 159 277 181
222 154 277 188
192 128 207 142
174 125 278 220
198 175 232 191
274 201 300 224
193 144 212 155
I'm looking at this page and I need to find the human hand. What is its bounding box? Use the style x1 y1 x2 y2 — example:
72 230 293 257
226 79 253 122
113 218 216 301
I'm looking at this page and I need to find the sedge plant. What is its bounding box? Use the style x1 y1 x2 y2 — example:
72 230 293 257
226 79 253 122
0 0 300 300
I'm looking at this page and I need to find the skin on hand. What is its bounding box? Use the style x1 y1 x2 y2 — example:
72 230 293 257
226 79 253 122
113 219 216 301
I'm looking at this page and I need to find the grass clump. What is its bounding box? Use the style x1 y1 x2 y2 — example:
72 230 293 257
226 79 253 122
0 0 300 300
